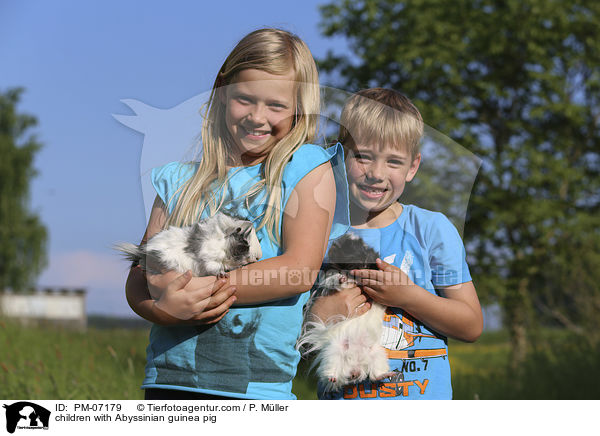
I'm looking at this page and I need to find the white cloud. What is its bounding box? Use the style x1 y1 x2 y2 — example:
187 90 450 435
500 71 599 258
38 250 129 290
36 250 133 316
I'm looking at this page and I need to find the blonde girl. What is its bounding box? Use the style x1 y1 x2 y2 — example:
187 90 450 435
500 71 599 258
125 28 349 400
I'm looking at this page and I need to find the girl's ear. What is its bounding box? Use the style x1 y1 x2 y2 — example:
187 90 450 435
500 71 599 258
405 153 421 182
217 86 227 105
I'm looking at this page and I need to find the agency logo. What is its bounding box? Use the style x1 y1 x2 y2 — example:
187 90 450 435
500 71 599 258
2 402 50 433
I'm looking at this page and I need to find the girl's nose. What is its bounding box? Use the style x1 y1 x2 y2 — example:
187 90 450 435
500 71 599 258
247 104 267 125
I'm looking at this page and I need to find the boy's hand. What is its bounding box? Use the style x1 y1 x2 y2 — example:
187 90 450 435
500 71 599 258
352 258 418 308
310 285 371 323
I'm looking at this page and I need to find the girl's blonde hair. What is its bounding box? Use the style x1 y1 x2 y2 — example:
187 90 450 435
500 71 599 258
338 88 423 159
167 28 320 244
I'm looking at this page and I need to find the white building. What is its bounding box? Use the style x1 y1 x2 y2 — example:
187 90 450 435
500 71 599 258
0 288 87 330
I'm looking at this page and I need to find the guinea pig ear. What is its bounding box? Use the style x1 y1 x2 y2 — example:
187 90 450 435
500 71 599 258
242 223 253 237
227 227 242 237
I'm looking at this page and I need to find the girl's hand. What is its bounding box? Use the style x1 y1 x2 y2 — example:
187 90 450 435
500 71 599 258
151 271 237 324
309 285 371 323
352 258 419 308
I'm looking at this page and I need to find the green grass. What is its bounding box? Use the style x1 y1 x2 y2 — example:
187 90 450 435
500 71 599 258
449 330 600 399
292 358 319 400
1 319 598 400
0 319 149 399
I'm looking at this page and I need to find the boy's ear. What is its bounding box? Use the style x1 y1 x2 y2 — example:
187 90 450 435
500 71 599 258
405 153 421 182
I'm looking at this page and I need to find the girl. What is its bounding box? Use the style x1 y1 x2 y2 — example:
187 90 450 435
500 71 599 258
125 28 349 400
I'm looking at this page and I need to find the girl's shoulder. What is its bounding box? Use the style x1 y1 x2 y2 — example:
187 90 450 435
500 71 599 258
151 161 198 185
284 143 345 183
284 143 350 240
151 161 199 211
289 143 333 159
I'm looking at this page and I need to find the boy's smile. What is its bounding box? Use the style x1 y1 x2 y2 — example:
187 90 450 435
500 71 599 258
356 183 388 199
346 144 421 227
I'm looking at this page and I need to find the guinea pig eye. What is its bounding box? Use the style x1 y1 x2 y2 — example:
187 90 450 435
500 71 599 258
230 242 250 257
227 227 243 238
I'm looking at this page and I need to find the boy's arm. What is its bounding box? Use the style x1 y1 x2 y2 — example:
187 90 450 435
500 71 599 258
354 259 483 342
434 281 483 341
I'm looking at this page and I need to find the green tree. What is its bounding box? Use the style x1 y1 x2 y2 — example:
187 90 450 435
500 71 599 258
319 0 600 365
0 88 47 291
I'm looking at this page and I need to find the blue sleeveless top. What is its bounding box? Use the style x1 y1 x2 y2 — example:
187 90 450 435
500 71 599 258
142 143 349 399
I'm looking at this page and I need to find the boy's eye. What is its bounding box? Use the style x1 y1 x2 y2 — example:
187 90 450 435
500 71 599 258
354 154 370 161
389 160 404 166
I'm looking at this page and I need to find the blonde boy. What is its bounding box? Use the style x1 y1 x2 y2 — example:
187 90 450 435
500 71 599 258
312 88 483 399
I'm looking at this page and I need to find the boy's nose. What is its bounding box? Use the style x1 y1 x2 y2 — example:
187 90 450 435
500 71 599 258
365 163 385 181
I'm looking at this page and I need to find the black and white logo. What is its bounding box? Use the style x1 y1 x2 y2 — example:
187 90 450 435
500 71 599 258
3 402 50 433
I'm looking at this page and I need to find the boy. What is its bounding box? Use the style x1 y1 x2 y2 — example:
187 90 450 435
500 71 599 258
311 88 483 399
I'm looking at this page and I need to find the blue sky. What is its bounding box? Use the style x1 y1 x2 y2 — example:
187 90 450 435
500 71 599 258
1 1 495 329
1 0 349 317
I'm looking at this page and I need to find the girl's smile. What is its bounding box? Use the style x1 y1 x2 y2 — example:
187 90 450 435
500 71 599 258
223 68 297 166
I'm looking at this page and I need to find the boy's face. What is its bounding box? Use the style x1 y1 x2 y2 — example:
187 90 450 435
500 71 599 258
345 143 421 214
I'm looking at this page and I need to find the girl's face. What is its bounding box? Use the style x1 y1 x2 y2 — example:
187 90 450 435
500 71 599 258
223 68 296 166
346 144 421 215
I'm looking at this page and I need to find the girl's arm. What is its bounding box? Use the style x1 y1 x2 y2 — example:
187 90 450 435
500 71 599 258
127 160 336 319
223 161 336 304
125 196 238 325
307 285 372 322
354 258 483 342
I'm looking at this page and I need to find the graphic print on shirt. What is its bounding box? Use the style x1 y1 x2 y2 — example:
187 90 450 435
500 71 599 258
154 305 295 394
153 192 294 393
381 250 435 351
381 250 436 351
337 249 448 399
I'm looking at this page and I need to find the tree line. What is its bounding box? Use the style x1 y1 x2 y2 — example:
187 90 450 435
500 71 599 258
318 0 600 365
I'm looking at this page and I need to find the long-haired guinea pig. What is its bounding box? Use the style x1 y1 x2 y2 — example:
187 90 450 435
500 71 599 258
115 212 262 279
297 233 394 392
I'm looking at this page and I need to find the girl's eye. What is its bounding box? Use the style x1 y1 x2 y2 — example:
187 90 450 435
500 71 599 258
237 96 252 104
269 103 287 110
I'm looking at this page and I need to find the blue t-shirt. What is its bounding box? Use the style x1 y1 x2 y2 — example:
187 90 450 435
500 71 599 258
319 205 472 400
141 143 349 399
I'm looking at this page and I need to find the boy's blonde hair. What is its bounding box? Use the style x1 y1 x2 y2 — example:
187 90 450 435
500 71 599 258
167 28 320 244
338 88 423 158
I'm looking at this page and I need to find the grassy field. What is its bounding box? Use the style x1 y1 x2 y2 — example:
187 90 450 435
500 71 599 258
449 330 600 400
0 318 148 399
1 318 597 400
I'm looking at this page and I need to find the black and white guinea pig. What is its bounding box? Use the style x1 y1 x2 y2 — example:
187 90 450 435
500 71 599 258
319 233 380 294
115 212 262 278
298 233 392 391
